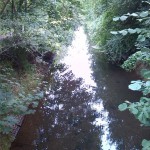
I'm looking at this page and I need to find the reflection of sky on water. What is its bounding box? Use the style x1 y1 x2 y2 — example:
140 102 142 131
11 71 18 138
62 27 96 87
91 101 117 150
62 27 117 150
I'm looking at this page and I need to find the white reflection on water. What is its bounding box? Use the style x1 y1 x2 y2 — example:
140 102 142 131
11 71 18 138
62 27 96 87
62 27 117 150
92 101 117 150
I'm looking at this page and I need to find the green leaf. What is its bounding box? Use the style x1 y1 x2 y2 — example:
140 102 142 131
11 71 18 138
138 112 144 121
143 109 149 118
32 101 39 108
137 35 146 42
142 139 150 150
118 103 128 111
119 30 128 36
128 83 142 91
135 28 142 33
120 15 128 21
131 13 138 17
113 17 120 21
110 31 118 35
130 107 139 115
146 81 150 86
141 69 150 79
128 28 137 34
140 11 149 18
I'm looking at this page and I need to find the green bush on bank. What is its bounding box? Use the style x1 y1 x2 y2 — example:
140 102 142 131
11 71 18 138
113 2 150 149
82 0 141 64
0 64 44 134
0 1 82 149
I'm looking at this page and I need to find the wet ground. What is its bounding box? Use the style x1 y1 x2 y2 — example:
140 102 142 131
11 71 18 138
11 28 150 150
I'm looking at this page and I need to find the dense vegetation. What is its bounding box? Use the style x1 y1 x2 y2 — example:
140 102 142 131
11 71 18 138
0 0 81 149
0 0 150 149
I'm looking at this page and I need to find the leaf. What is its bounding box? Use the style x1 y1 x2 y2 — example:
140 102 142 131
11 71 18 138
128 28 137 34
138 112 144 121
32 101 39 108
139 11 149 18
131 13 138 17
120 15 128 21
131 80 142 84
143 108 149 118
113 17 120 21
137 19 143 22
118 103 128 111
19 105 28 112
137 35 146 42
110 31 118 35
119 30 128 36
4 116 18 124
128 83 142 91
142 139 150 149
146 81 150 86
26 109 36 114
135 28 142 33
141 69 150 79
130 107 139 115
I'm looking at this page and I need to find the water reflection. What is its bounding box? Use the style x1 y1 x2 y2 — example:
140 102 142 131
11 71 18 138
91 53 150 150
61 27 96 87
11 65 100 150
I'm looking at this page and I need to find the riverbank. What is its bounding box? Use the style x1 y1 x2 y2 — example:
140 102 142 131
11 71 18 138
0 49 55 150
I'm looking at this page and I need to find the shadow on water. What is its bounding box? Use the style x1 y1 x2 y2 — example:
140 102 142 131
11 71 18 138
11 27 150 150
11 65 101 150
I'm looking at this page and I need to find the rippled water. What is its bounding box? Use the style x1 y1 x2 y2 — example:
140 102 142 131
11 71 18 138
11 27 150 150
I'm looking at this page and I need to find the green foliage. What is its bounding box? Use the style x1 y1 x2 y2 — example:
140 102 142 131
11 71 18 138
82 0 141 64
0 65 44 134
0 0 81 136
115 2 150 148
111 4 150 68
118 79 150 124
118 75 150 147
118 103 128 111
141 69 150 79
142 139 150 150
119 96 150 126
128 80 150 95
0 0 81 56
105 35 137 63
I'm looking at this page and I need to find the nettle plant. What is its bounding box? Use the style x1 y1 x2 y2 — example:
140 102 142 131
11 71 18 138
0 67 44 134
110 2 150 149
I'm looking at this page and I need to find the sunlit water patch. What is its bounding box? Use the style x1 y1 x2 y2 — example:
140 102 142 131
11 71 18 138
61 27 96 87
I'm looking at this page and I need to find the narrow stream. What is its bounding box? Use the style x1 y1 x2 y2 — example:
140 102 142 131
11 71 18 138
11 27 150 150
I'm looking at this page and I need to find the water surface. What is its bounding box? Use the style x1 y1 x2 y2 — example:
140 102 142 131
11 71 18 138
11 27 150 150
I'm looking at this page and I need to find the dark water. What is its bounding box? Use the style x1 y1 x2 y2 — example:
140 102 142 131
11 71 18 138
11 28 150 150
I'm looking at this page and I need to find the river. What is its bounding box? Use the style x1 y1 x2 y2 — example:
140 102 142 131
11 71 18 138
11 27 150 150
